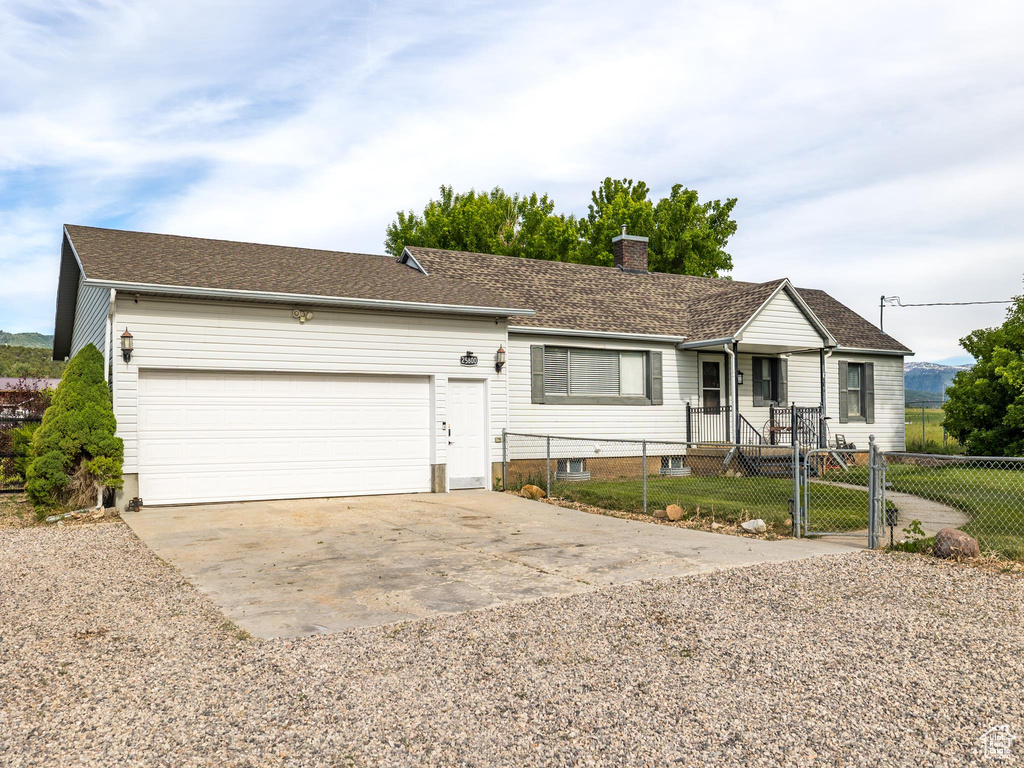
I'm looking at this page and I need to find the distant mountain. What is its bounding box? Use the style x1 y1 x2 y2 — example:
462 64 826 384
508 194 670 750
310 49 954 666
0 331 53 349
904 361 971 400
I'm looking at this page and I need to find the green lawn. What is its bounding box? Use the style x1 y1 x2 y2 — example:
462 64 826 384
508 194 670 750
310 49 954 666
547 474 872 534
836 462 1024 559
904 407 963 454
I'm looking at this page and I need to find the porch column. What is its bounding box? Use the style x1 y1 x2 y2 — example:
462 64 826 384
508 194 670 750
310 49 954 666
733 341 740 446
819 348 827 448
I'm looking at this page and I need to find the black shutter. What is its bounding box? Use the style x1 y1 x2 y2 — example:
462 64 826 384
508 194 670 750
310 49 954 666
838 360 849 423
650 351 663 405
752 356 764 407
530 345 545 404
864 362 875 424
777 358 788 405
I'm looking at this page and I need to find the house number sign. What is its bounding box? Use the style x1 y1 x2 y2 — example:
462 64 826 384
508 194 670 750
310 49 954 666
460 351 479 366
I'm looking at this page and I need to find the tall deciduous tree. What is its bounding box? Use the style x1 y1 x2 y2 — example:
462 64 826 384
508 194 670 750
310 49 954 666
386 178 738 277
943 291 1024 456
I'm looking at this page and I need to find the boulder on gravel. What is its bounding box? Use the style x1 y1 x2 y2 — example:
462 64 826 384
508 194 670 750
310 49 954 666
666 504 684 522
933 528 980 560
741 519 767 534
653 508 668 519
520 484 546 500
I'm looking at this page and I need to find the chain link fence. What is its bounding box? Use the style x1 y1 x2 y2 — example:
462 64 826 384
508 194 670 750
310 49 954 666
801 448 876 539
881 453 1024 559
502 432 1024 560
502 432 803 536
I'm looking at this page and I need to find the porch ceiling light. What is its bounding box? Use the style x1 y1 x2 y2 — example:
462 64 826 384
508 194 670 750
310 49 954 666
495 345 507 373
120 329 134 363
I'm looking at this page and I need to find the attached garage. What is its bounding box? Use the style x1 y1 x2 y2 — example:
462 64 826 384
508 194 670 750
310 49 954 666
138 370 432 505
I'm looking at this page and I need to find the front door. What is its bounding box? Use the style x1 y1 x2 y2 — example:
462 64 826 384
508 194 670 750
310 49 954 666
448 379 487 489
697 355 729 442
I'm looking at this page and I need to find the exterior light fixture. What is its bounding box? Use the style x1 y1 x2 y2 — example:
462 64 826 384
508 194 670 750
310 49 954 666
495 345 506 372
736 370 743 385
120 329 134 363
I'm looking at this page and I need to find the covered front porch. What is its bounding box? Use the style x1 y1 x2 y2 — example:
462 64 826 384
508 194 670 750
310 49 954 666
679 339 834 452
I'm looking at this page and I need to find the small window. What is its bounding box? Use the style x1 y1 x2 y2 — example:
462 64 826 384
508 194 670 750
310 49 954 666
543 347 649 400
659 454 691 477
847 363 863 417
661 455 683 470
556 457 590 481
752 356 780 405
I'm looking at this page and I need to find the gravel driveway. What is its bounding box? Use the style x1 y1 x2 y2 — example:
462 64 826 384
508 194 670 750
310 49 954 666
2 522 1022 767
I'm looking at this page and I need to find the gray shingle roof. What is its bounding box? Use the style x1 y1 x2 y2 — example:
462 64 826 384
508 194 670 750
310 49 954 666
63 225 525 312
57 226 910 355
406 246 911 352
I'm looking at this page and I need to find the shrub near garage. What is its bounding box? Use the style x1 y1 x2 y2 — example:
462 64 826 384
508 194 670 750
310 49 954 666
25 344 123 514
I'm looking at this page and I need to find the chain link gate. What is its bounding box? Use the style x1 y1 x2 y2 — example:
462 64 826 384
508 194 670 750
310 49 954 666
799 436 884 547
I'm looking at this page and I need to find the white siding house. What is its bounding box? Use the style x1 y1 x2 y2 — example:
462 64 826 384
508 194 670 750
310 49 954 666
53 225 911 510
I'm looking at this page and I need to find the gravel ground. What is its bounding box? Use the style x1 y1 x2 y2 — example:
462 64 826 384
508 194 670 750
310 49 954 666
2 523 1022 767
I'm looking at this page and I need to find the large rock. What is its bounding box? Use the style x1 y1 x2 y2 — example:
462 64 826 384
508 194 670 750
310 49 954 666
519 484 547 500
741 519 767 534
933 528 980 560
666 504 684 522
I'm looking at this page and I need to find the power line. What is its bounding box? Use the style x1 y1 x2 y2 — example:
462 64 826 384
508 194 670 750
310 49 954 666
879 295 1013 331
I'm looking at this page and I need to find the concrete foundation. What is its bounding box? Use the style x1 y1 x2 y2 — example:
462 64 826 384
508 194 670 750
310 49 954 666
114 473 139 512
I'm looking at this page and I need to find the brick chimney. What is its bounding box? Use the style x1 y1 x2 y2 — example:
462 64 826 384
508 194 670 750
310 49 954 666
612 225 648 272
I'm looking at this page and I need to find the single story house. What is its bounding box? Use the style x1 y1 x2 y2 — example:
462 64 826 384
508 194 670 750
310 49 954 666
52 225 911 509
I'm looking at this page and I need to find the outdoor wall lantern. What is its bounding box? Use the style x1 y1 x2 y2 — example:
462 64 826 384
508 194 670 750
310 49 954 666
736 370 744 385
120 329 134 363
495 345 506 373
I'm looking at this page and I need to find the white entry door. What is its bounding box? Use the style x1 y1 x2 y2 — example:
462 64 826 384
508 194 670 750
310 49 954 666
137 370 432 505
448 379 488 489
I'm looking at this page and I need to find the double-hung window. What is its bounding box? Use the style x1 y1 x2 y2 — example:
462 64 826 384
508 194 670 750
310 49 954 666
537 346 655 404
751 356 787 407
838 360 874 423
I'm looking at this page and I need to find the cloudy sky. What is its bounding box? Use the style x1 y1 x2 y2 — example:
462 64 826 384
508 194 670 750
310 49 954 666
2 0 1022 363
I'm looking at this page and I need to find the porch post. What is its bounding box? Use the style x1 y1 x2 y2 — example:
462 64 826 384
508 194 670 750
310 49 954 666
732 341 740 446
819 348 827 448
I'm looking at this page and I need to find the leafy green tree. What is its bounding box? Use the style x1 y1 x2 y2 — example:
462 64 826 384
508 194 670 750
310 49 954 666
578 178 656 266
25 344 123 512
386 178 738 277
943 292 1024 456
650 184 737 277
384 185 581 261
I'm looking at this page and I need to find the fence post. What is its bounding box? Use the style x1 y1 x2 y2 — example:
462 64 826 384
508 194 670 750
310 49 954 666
685 403 691 443
501 428 507 492
792 440 801 538
545 435 551 496
867 434 877 549
642 440 648 516
921 403 926 450
791 402 797 447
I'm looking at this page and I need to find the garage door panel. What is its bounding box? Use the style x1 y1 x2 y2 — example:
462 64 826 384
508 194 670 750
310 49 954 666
138 370 432 505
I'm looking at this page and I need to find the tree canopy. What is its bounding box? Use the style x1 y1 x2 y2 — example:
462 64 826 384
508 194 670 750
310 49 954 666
385 178 737 277
943 291 1024 456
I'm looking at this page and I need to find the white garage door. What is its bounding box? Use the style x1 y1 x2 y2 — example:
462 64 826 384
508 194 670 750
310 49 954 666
138 370 432 505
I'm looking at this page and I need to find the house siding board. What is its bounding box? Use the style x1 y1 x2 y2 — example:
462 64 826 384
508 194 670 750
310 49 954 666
738 290 824 348
508 333 690 451
113 296 507 475
69 278 108 357
736 352 904 451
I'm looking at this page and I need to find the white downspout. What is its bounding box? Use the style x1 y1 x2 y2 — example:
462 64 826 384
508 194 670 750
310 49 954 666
723 342 737 445
103 289 115 383
99 289 115 508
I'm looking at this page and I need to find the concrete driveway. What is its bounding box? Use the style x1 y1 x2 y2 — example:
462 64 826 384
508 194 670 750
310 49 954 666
124 490 855 638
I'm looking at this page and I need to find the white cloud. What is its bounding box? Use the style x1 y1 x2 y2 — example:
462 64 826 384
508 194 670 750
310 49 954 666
1 0 1022 360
